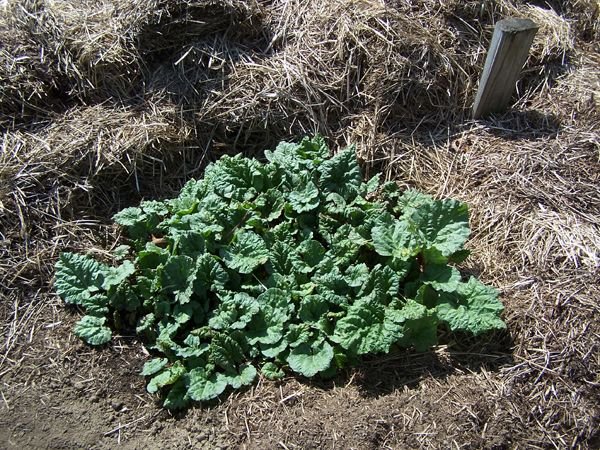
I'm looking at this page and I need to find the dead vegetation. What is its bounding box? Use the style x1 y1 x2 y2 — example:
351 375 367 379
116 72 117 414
1 0 598 448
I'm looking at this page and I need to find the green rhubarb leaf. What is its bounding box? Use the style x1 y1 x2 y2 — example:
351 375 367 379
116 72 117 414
413 199 470 257
360 173 381 195
298 295 329 323
208 292 260 330
247 288 293 345
147 362 186 394
332 299 404 355
55 253 108 305
163 380 189 410
208 154 264 200
288 181 320 213
265 136 329 171
160 255 196 304
436 277 505 335
319 147 362 200
394 300 438 352
221 231 269 274
261 362 285 380
223 364 257 389
209 333 245 373
260 340 288 358
420 264 461 293
80 294 109 317
187 369 227 402
102 261 135 291
345 264 369 288
299 239 326 268
172 230 205 257
372 220 421 260
358 264 400 300
287 340 334 377
141 358 169 376
112 245 131 260
268 241 309 275
194 254 228 296
113 206 145 228
74 315 112 345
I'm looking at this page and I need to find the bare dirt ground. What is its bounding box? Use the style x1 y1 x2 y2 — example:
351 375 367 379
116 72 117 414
1 0 599 448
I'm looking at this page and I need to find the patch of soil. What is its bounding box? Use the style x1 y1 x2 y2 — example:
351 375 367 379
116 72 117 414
0 302 518 450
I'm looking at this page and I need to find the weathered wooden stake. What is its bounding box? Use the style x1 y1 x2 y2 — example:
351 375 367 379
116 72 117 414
472 18 538 119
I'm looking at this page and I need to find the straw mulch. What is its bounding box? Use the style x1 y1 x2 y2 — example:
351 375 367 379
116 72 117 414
1 0 598 448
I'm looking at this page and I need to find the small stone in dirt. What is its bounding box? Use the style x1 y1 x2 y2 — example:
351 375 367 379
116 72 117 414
111 400 124 411
72 381 86 391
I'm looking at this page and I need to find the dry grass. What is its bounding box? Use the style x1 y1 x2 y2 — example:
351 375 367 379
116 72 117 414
1 0 599 448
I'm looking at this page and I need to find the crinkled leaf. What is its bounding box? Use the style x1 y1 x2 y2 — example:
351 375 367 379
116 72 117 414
208 155 264 200
208 292 260 330
80 294 109 316
102 261 135 290
269 241 310 275
223 364 257 389
358 264 400 300
265 136 329 171
288 181 320 213
413 199 470 257
147 362 186 394
261 362 285 380
113 206 156 239
172 230 205 257
187 369 227 402
221 231 269 274
397 189 435 216
319 147 362 200
345 264 369 288
298 295 329 323
260 340 288 358
363 173 381 195
141 358 169 376
194 254 228 296
287 340 334 377
74 315 112 345
332 299 405 355
299 239 326 268
436 277 505 335
113 207 144 227
394 300 438 352
112 245 131 260
209 333 245 372
161 255 195 304
247 288 293 345
285 324 312 348
55 253 107 305
420 264 461 293
163 380 189 410
372 220 421 260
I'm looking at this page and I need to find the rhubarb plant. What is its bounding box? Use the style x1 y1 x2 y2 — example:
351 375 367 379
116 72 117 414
55 136 506 408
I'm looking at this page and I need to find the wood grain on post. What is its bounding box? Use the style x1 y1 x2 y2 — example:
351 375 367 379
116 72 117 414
472 18 538 119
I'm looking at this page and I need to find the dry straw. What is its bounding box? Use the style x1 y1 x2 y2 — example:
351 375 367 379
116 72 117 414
1 0 598 447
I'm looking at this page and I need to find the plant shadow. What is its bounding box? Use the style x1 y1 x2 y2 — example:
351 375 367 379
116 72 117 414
305 328 514 398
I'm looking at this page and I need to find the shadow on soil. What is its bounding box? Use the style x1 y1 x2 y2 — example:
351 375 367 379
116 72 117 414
309 328 515 398
477 109 562 140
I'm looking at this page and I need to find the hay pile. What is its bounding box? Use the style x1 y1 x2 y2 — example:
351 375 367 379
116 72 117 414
1 0 598 447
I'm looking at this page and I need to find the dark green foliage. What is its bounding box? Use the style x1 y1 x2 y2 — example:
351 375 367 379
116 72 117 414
55 136 506 408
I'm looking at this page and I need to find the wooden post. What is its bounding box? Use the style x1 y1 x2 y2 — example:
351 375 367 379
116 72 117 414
472 18 538 119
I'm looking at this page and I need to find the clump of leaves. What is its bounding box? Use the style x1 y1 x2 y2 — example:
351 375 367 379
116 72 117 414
55 136 506 408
